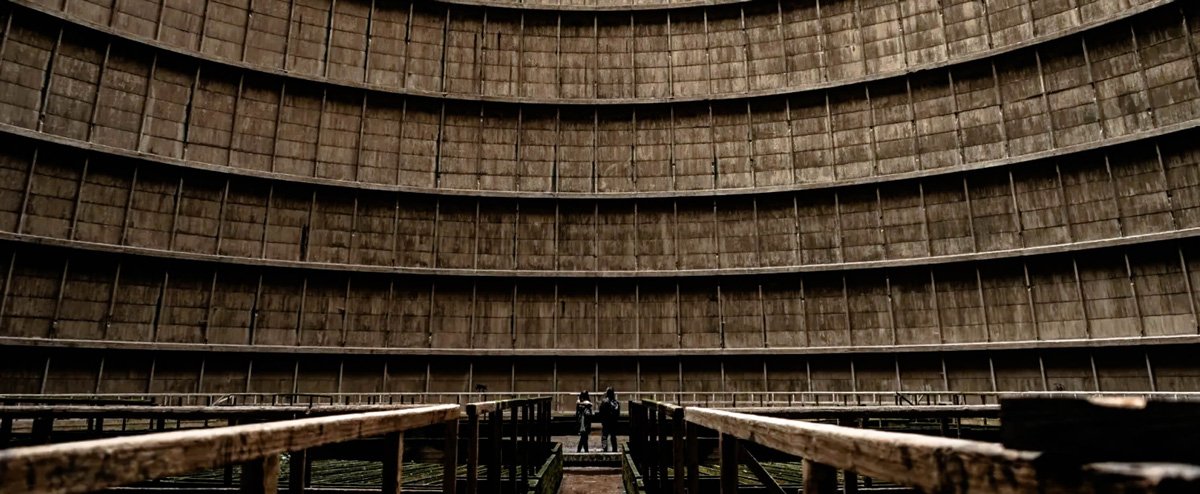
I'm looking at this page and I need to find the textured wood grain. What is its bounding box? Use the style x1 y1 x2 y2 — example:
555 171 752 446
687 407 1200 494
0 404 458 494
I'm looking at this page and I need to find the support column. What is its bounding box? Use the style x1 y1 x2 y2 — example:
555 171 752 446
803 459 838 494
287 450 307 494
381 432 404 494
719 433 738 494
241 455 280 494
443 419 458 494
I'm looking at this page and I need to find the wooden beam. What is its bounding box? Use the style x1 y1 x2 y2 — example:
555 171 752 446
738 445 784 494
286 449 306 494
0 405 458 494
719 433 738 494
465 406 480 494
240 454 279 494
686 407 1200 493
380 432 403 494
803 458 837 494
443 419 458 494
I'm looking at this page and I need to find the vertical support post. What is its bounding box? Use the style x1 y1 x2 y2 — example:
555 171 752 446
466 406 480 494
241 455 280 494
0 417 11 447
508 405 518 494
444 418 459 494
803 459 838 494
520 404 530 489
719 433 738 494
671 408 685 494
686 421 699 494
646 406 658 488
488 410 501 493
31 418 53 445
842 418 860 494
224 419 237 486
657 407 667 492
381 432 404 494
843 462 858 493
287 450 307 494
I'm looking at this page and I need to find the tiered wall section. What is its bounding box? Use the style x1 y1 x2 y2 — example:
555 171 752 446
0 0 1197 397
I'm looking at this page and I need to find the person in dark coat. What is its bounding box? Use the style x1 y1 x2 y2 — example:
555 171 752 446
599 387 621 452
575 390 593 452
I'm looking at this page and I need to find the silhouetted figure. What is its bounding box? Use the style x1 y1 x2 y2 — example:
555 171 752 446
575 391 593 452
599 387 620 452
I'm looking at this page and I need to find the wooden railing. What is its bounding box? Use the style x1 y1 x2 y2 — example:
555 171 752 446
463 397 554 494
5 390 1197 411
627 400 688 494
0 404 461 494
627 399 1200 493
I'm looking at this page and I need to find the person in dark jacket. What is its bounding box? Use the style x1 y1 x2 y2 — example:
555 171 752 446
599 387 620 452
575 390 593 452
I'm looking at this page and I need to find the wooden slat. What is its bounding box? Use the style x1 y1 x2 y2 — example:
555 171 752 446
0 404 458 494
685 407 1200 494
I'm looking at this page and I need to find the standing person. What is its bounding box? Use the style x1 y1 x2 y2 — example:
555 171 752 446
575 391 593 452
599 387 621 452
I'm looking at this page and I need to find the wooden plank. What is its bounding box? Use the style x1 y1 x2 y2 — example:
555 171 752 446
686 406 1200 493
0 405 458 494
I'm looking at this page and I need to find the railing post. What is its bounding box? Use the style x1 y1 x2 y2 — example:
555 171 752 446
542 399 551 450
656 408 667 492
241 455 280 494
444 418 459 494
0 417 12 447
31 417 53 445
520 404 529 490
508 406 518 494
686 422 699 494
671 408 685 494
381 432 404 494
802 459 837 494
719 434 738 494
628 402 639 456
648 406 658 490
488 411 502 493
466 406 480 494
287 450 308 494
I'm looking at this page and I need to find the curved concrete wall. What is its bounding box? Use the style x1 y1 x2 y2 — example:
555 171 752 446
0 0 1197 397
0 5 1197 196
11 0 1175 103
3 131 1200 275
